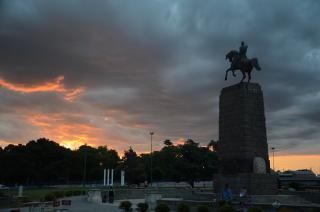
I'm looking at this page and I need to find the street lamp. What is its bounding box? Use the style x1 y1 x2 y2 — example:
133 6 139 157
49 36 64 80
150 132 154 187
271 147 275 172
82 144 87 187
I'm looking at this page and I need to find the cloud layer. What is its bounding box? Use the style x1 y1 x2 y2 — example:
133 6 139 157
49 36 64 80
0 0 320 163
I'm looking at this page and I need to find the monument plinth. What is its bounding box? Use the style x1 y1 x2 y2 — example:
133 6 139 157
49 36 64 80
214 83 277 195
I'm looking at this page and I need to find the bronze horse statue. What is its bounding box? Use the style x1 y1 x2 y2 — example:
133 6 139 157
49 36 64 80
225 50 261 83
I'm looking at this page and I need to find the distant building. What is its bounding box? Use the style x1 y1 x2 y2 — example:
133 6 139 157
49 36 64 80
278 169 320 191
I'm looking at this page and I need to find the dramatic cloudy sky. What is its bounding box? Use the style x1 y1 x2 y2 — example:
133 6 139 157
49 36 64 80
0 0 319 172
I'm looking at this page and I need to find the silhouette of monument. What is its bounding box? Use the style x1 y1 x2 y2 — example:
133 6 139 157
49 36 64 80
214 43 277 194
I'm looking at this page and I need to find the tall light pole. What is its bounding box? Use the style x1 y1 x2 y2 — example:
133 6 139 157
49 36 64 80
271 147 275 172
82 144 87 186
150 132 154 187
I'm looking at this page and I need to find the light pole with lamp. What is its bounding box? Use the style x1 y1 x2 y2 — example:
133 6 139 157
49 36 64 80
82 143 87 187
271 147 275 172
150 132 154 187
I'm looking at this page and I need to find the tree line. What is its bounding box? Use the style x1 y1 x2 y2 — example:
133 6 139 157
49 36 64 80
0 138 218 186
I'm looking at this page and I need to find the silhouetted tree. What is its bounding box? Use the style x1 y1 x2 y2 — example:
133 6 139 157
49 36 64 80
123 147 146 184
0 138 218 186
207 140 218 152
163 139 173 146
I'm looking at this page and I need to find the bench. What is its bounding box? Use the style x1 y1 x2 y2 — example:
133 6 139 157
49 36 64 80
53 199 72 212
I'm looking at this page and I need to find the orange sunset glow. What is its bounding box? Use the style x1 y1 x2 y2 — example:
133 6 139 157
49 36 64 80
24 112 104 149
0 76 84 101
272 154 320 174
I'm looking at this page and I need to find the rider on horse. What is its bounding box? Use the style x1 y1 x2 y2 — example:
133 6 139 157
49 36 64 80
225 41 261 83
238 41 248 64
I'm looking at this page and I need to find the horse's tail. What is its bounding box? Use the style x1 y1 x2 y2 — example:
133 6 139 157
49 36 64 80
251 58 261 71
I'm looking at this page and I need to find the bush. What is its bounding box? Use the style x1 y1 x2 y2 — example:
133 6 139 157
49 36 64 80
63 190 85 197
137 202 148 212
44 193 55 201
198 204 210 212
53 191 64 199
219 205 235 212
65 190 73 197
278 208 294 212
218 200 226 207
0 191 5 197
72 190 83 196
155 203 170 212
248 206 263 212
119 201 132 212
177 202 190 212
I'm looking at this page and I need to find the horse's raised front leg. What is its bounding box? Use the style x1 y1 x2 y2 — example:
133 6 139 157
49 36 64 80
225 68 232 81
240 71 246 83
248 71 251 84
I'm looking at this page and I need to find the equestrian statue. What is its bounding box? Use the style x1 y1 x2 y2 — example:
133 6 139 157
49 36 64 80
225 41 261 83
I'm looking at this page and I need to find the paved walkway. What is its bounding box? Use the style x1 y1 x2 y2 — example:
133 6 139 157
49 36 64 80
0 196 145 212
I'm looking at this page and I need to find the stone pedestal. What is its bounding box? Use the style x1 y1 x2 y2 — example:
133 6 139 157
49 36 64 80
215 83 277 195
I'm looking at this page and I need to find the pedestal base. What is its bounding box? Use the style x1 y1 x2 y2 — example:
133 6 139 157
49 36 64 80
214 173 278 195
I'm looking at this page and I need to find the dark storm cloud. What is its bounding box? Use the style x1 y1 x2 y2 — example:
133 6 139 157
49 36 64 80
0 0 320 155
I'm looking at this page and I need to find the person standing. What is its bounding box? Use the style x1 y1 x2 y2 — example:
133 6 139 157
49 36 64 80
239 187 248 212
222 184 233 204
108 187 114 203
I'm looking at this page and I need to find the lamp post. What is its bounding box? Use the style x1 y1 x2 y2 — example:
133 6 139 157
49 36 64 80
271 147 275 172
150 132 154 187
82 144 87 187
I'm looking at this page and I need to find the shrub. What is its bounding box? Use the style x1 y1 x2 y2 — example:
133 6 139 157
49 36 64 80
278 208 294 212
218 201 226 207
248 206 263 212
53 191 64 199
65 190 73 197
219 205 235 212
44 193 55 201
155 203 170 212
119 201 132 212
137 202 148 212
177 202 190 212
198 204 210 212
63 190 85 197
72 190 83 196
0 191 5 197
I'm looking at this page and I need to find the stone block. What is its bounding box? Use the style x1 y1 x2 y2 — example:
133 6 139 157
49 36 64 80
215 83 277 194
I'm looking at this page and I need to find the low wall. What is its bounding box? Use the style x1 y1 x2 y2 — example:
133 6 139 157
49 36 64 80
88 187 212 202
281 190 320 204
112 188 193 200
